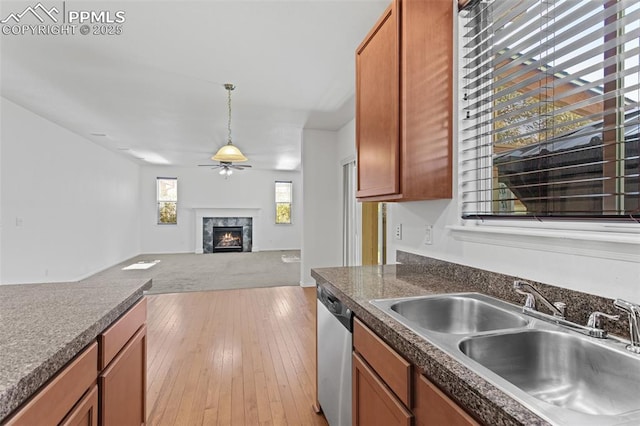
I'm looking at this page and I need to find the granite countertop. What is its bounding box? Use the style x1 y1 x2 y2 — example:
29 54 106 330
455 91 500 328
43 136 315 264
0 278 152 422
311 265 549 426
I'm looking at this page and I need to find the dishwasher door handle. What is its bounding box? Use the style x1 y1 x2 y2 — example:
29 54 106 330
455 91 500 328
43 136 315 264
318 287 353 332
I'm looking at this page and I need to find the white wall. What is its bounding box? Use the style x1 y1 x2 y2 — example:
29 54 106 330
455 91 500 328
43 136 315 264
1 98 141 284
139 166 302 254
387 201 640 301
337 119 356 162
336 118 362 266
301 129 342 285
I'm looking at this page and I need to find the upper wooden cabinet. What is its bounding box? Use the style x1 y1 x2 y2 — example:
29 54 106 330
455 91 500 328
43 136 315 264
356 0 453 201
356 1 400 198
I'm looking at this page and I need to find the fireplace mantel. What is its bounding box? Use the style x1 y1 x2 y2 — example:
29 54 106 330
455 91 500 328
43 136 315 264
194 208 262 254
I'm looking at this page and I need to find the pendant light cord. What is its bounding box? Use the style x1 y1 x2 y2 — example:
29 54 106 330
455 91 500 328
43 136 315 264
227 85 233 145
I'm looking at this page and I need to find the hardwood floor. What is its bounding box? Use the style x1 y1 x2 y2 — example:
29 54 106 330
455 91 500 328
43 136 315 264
146 286 328 426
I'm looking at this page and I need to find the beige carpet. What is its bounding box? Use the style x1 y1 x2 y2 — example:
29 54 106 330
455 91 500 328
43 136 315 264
86 250 301 295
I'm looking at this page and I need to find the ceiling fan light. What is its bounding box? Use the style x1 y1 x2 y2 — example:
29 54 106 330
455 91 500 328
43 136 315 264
212 144 248 162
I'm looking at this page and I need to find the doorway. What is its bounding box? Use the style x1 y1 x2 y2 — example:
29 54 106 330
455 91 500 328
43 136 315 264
362 202 386 266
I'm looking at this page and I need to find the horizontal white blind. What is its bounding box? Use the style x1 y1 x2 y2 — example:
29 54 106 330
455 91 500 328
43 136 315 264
460 0 640 220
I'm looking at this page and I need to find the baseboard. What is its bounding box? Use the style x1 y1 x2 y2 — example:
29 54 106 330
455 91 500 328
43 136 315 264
139 251 193 255
299 280 316 288
76 251 192 281
74 251 142 282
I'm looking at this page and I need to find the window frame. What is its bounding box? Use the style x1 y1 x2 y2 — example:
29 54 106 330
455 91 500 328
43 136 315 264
157 177 178 225
453 1 640 260
275 180 293 225
458 0 639 223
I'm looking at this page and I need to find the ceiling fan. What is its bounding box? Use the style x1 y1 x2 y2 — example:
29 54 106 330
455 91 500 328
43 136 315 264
199 83 252 177
198 161 252 177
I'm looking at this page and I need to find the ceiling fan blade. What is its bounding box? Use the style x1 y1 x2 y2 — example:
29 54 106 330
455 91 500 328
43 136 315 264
200 160 250 171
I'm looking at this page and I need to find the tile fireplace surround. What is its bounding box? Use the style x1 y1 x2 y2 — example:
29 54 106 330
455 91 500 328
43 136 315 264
204 218 252 253
194 208 261 253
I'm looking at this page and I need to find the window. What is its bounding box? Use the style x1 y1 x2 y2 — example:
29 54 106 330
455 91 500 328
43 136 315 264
275 181 292 224
157 177 177 224
459 0 639 221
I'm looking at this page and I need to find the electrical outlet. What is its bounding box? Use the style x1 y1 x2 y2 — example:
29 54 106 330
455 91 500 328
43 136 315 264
424 225 433 245
394 224 402 240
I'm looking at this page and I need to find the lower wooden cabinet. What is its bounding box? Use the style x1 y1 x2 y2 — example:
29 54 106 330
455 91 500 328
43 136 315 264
60 385 98 426
353 317 413 426
352 316 480 426
353 318 411 406
353 352 412 426
414 373 479 426
99 326 146 426
2 298 147 426
99 298 147 426
3 343 98 426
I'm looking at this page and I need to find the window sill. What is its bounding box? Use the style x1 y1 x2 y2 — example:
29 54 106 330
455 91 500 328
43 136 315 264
448 223 640 263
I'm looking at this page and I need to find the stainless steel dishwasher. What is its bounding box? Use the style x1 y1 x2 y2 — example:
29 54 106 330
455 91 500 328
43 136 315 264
317 286 353 426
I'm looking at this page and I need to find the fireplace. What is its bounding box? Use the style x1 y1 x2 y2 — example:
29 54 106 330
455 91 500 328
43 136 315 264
202 216 252 253
212 226 243 252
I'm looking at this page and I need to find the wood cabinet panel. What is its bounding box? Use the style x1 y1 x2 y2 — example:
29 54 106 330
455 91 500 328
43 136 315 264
4 343 98 426
400 0 453 200
356 0 400 198
353 317 411 406
99 298 147 370
60 385 98 426
99 325 147 426
356 0 453 201
353 353 412 426
414 373 479 426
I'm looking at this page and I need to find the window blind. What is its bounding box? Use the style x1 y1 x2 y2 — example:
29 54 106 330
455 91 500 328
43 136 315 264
459 0 639 221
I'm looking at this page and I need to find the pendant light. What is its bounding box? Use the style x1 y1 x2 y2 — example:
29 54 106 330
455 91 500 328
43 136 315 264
212 83 248 163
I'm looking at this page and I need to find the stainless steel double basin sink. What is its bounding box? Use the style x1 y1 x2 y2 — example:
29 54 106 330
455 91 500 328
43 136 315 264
371 293 640 425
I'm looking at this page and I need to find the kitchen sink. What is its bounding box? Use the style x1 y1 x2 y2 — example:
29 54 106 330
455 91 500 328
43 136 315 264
459 329 640 416
387 294 528 334
371 292 640 425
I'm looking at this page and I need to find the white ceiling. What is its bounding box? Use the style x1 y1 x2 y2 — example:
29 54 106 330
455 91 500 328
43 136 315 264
0 1 388 170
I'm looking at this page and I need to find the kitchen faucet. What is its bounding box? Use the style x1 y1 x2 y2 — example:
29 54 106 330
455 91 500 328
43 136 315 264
513 280 619 339
513 280 566 319
614 299 640 354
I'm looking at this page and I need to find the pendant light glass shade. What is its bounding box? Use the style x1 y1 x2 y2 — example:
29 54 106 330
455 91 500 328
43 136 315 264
212 143 247 162
212 83 248 163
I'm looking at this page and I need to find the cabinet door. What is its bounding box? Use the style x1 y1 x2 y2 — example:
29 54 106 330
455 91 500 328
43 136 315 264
99 326 146 426
60 385 98 426
414 373 478 426
353 317 411 406
400 0 453 200
353 353 412 426
99 298 147 370
356 0 400 199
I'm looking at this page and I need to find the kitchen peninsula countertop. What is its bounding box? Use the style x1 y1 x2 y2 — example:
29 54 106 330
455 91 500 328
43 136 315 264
0 278 152 422
311 264 549 426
